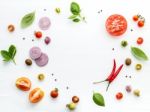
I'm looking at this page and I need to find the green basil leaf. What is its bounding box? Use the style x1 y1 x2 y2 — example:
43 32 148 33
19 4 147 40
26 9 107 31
131 47 148 61
68 15 78 19
0 50 11 61
73 18 80 22
9 45 16 59
70 2 80 15
21 11 35 28
93 92 105 107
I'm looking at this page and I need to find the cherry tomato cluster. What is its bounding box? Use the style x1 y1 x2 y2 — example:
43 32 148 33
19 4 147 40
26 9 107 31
16 77 60 103
132 14 145 27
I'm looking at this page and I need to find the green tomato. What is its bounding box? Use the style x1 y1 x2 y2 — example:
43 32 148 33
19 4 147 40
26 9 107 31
67 102 76 110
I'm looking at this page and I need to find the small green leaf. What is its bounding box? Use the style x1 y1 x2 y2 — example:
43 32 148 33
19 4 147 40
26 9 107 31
68 15 78 19
70 2 80 15
73 18 80 22
0 50 11 61
131 47 148 61
9 45 16 59
21 11 35 28
93 92 105 107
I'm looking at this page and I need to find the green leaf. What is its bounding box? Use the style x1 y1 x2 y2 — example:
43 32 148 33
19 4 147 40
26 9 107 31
70 2 80 15
131 47 148 61
9 45 16 59
73 18 80 22
21 11 35 28
93 92 105 107
68 15 78 19
0 50 11 61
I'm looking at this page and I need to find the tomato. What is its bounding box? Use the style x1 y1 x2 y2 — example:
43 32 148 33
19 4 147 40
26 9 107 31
16 77 31 91
137 37 143 45
138 20 144 27
133 15 139 21
29 88 44 103
50 88 58 98
116 92 123 100
35 31 42 38
105 14 127 36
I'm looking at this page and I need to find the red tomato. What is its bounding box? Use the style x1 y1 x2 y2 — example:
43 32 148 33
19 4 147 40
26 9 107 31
133 15 139 21
138 20 144 27
116 92 123 100
50 88 58 98
35 31 42 38
137 37 143 45
105 14 127 36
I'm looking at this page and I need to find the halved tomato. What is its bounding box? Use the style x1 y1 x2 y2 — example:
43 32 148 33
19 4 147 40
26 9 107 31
16 77 31 91
105 14 127 36
29 88 44 103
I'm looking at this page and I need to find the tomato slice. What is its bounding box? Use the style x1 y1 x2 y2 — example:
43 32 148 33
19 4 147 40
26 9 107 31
29 88 44 103
105 14 127 36
16 77 31 91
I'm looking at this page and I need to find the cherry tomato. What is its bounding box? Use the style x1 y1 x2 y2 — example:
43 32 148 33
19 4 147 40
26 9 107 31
116 92 123 100
132 15 139 21
29 88 44 103
50 88 59 98
35 31 42 38
138 20 144 27
137 37 143 45
16 77 31 91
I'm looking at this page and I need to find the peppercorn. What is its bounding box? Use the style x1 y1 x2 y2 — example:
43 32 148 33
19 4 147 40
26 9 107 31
135 64 142 70
121 40 128 47
125 58 132 66
25 59 32 66
38 74 45 81
133 89 140 97
8 24 15 32
72 96 79 103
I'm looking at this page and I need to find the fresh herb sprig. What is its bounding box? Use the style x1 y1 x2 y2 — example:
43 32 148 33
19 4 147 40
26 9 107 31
0 45 17 64
68 2 86 23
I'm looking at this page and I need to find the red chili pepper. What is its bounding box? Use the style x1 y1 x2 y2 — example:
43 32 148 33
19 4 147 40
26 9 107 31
93 59 123 91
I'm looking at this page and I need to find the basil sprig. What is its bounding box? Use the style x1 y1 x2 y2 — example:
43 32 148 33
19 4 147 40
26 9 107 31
0 45 17 64
69 2 85 22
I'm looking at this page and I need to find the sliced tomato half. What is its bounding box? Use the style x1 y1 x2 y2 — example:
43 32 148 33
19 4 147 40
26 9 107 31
105 14 127 36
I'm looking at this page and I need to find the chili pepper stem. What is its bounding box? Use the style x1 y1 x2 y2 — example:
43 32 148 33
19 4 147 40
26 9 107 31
93 80 106 84
106 83 110 91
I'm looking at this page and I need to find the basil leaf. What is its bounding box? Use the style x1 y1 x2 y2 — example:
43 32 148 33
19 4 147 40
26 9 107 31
70 2 80 15
131 47 148 61
73 18 80 22
93 92 105 107
68 15 78 19
0 50 11 61
9 45 16 59
21 11 35 28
